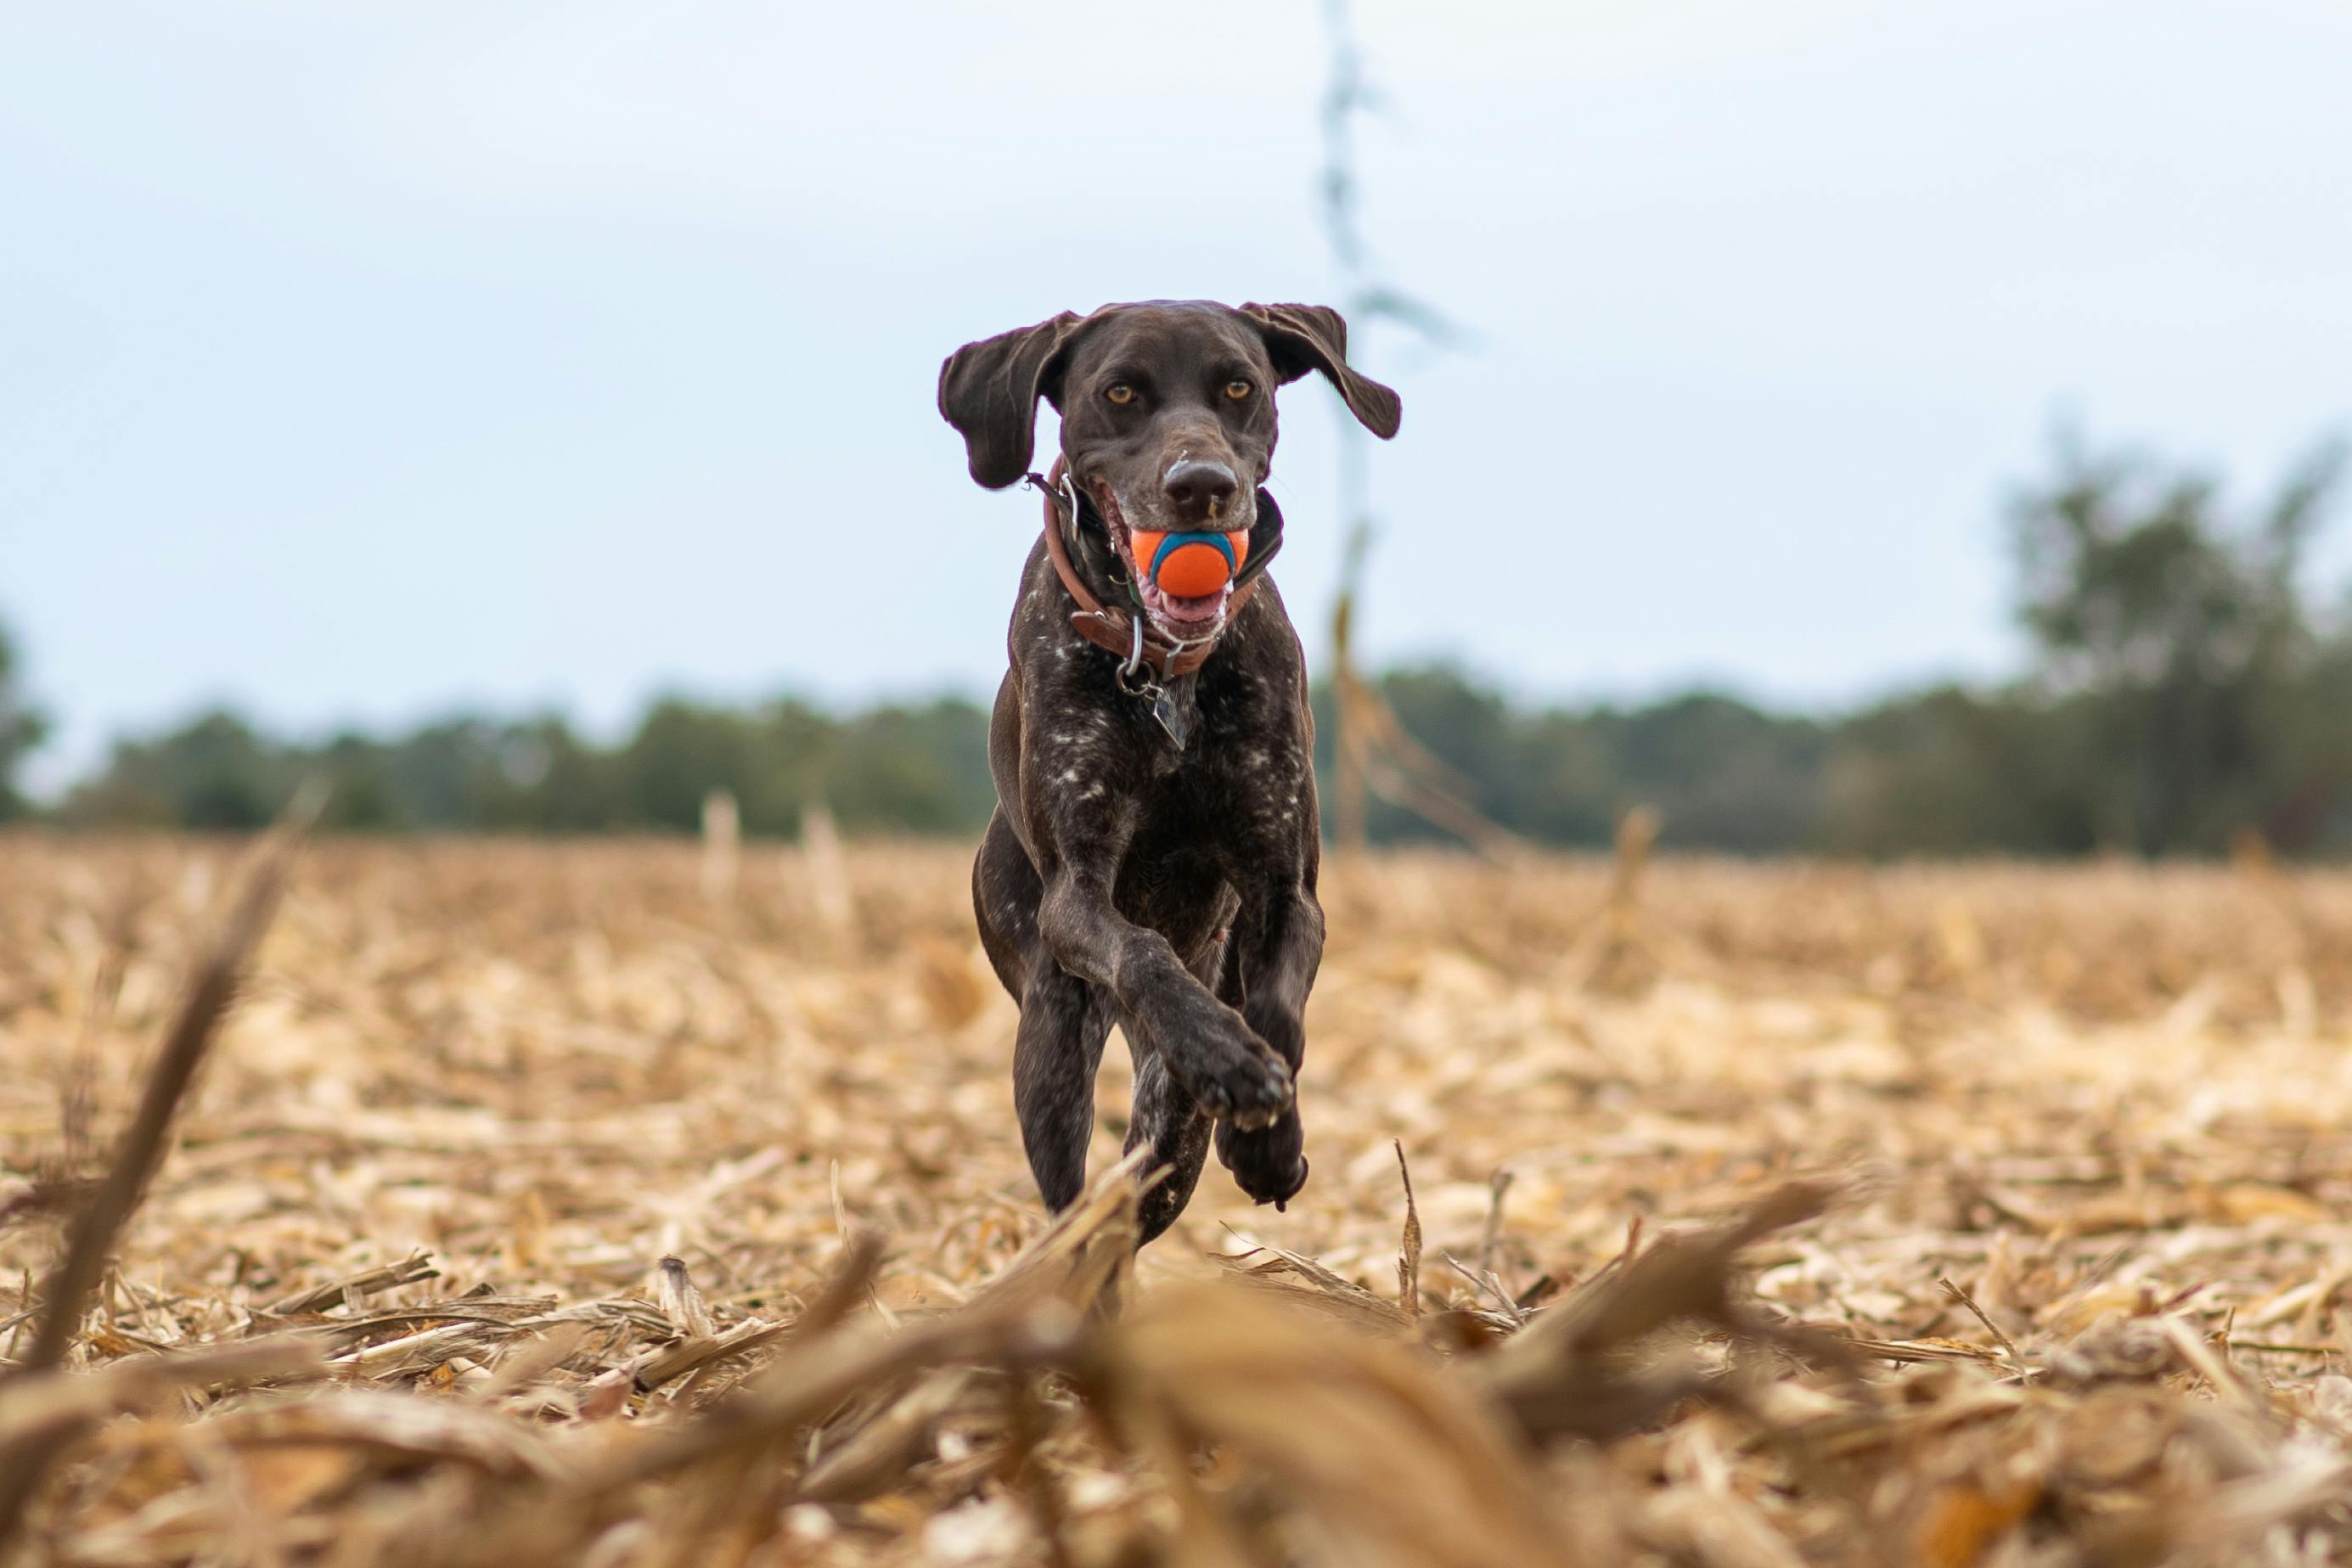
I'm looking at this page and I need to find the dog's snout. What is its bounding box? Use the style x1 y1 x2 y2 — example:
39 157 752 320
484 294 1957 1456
1162 458 1239 524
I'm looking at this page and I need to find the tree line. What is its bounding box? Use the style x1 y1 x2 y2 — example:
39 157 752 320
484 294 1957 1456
5 432 2348 857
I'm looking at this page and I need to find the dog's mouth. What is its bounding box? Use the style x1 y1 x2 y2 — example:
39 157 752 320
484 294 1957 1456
1089 481 1234 636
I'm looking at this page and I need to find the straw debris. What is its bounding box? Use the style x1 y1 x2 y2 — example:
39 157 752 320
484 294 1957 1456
7 840 2352 1564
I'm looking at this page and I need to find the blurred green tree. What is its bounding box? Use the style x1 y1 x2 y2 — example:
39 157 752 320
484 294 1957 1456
0 620 47 820
2009 430 2347 853
62 710 287 829
829 700 995 834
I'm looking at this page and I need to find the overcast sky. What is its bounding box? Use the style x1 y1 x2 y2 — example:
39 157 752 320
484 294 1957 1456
6 1 2349 791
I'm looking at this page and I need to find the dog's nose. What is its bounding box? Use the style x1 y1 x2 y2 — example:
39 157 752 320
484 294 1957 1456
1162 458 1239 525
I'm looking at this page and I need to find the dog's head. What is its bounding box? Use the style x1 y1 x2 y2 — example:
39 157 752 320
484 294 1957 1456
939 301 1401 636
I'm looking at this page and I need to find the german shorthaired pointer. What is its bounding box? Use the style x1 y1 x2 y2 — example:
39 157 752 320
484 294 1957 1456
937 301 1401 1245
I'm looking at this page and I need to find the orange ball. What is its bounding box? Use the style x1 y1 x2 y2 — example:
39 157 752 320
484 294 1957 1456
1130 529 1248 599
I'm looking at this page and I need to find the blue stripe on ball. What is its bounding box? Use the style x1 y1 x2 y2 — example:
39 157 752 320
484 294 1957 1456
1150 531 1237 582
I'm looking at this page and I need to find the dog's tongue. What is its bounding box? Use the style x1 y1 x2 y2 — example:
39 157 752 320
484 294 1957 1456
1141 579 1229 631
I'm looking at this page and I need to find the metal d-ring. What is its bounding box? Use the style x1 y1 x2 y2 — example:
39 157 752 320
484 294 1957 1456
1116 615 1158 697
1058 469 1084 547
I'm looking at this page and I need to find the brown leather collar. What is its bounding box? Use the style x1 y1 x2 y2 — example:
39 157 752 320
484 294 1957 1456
1034 457 1261 681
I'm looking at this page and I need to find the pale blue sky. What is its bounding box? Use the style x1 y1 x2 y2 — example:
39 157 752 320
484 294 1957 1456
5 1 2349 791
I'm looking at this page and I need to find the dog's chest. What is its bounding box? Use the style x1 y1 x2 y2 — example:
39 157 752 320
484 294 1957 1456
1139 700 1310 835
1115 672 1296 783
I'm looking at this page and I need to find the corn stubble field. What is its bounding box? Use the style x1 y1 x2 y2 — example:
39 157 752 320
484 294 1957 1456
8 836 2352 1566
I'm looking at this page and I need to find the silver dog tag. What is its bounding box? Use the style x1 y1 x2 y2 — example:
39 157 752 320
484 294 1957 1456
1151 687 1193 750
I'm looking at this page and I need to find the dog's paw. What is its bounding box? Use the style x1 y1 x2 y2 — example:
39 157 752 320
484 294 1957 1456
1190 1044 1293 1131
1218 1114 1308 1207
1152 986 1293 1129
1258 1155 1309 1211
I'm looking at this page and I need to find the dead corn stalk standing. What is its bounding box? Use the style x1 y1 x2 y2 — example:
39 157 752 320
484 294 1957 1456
1316 0 1519 859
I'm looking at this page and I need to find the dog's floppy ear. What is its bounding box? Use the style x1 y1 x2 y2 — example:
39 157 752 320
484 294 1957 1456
937 312 1089 489
1238 303 1402 440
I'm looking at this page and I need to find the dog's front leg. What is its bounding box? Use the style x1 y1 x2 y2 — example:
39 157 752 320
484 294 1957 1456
1214 879 1323 1207
1036 869 1294 1131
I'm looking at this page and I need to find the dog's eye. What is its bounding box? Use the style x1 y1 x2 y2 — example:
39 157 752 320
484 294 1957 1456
1224 379 1253 401
1105 383 1135 406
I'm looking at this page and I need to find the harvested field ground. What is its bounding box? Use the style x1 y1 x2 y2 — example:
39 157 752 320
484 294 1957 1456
8 835 2352 1565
